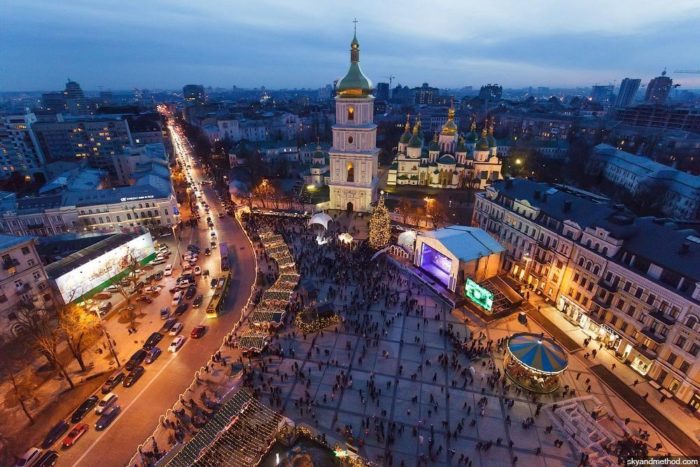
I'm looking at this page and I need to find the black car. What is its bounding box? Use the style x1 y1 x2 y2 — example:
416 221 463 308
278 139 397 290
41 420 69 448
185 285 197 300
123 366 145 388
125 349 148 371
174 303 188 315
193 295 204 307
162 317 177 332
35 450 59 467
95 405 121 431
70 395 99 423
101 370 126 394
187 244 200 253
210 278 217 288
142 332 164 351
154 271 164 281
136 294 153 304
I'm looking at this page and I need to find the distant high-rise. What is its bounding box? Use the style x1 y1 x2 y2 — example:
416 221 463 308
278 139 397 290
645 71 673 105
414 83 438 105
615 78 641 108
41 92 67 113
590 85 614 104
183 84 206 105
479 84 503 101
63 79 84 100
63 79 89 115
0 113 45 180
376 82 389 101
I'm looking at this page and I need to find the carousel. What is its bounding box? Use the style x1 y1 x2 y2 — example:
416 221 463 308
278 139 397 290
504 332 568 394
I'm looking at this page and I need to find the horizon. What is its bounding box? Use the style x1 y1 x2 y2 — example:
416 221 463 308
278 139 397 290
3 0 700 93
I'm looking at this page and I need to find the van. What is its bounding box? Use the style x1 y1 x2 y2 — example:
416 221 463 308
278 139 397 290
96 393 118 414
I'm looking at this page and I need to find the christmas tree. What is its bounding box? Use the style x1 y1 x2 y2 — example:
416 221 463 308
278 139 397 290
368 191 391 250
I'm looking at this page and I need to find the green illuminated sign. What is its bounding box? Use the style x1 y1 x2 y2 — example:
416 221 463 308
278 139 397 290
465 278 493 311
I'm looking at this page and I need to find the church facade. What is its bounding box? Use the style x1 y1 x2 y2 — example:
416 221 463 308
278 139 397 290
387 111 502 190
328 31 379 213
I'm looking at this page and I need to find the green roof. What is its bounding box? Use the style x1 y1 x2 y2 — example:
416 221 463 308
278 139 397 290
408 133 422 148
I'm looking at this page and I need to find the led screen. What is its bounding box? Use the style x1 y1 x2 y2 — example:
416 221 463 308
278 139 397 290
419 243 452 287
465 278 493 311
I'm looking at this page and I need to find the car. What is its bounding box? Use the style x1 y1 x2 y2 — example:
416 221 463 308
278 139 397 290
101 371 125 394
162 317 177 332
193 295 204 308
105 285 119 293
151 258 166 266
169 321 184 336
125 349 147 371
34 450 59 467
174 303 188 315
96 393 118 414
190 325 206 339
164 265 173 276
70 395 99 423
169 286 179 294
61 423 88 448
210 240 216 247
160 307 170 319
14 448 42 467
145 347 162 364
41 420 70 448
187 244 200 253
210 278 217 288
194 266 202 275
168 335 186 352
95 405 121 431
136 295 153 304
172 291 182 305
210 231 216 237
143 332 164 350
217 278 225 289
154 271 164 281
185 285 197 300
98 301 112 313
123 366 145 388
204 248 211 256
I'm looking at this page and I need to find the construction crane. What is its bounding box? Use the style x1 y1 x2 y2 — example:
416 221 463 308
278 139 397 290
385 75 396 88
674 70 700 74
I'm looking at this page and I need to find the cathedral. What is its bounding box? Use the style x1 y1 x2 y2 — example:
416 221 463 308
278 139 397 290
387 110 502 190
327 29 379 213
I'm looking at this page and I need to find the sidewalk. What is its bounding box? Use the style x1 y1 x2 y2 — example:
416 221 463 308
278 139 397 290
529 295 700 454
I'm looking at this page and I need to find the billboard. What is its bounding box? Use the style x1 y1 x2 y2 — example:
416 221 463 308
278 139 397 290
465 278 493 311
54 232 155 303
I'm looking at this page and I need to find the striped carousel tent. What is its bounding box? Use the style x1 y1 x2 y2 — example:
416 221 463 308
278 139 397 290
506 333 568 375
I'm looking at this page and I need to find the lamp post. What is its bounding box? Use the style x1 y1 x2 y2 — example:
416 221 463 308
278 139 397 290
95 309 120 368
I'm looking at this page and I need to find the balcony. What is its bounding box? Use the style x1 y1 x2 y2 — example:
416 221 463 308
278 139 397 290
592 295 612 309
637 344 658 360
649 309 676 326
2 257 19 271
537 240 552 251
14 283 31 295
597 278 618 293
641 327 667 344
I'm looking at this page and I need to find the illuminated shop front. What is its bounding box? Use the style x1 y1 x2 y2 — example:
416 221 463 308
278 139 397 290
556 295 621 348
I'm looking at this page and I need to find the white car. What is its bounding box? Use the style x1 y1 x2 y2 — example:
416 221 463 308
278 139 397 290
172 291 182 305
14 448 41 467
96 393 118 414
168 335 186 352
194 266 202 275
164 265 173 276
169 321 184 336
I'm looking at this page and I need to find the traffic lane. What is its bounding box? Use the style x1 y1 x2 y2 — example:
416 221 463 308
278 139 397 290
60 216 255 466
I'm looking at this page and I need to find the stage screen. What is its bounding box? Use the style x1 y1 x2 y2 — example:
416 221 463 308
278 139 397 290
419 243 452 287
465 278 493 311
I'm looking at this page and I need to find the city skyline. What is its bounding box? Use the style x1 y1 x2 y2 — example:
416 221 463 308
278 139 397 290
3 0 700 92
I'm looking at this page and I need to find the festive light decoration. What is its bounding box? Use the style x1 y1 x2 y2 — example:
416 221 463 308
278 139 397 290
368 191 391 250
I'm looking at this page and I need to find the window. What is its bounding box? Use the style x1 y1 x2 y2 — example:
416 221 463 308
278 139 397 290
623 281 631 292
675 336 687 348
679 361 690 374
685 316 698 329
573 273 580 282
689 343 699 357
646 293 656 306
27 259 35 266
21 246 30 255
616 299 625 309
347 106 355 121
346 162 354 182
127 213 132 220
634 287 644 299
666 353 677 365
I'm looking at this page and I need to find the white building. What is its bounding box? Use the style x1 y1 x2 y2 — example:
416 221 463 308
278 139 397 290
0 113 45 180
327 31 379 213
0 234 54 343
587 144 700 220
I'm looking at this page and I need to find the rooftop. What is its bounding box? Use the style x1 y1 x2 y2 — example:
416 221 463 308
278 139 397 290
0 233 33 251
420 225 505 262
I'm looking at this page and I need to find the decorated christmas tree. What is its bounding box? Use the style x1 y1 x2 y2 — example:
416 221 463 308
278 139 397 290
368 191 391 250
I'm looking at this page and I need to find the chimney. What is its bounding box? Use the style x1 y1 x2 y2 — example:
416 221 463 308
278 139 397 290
679 242 690 255
563 200 572 213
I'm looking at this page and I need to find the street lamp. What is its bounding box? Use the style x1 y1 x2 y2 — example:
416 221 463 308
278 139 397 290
94 308 120 368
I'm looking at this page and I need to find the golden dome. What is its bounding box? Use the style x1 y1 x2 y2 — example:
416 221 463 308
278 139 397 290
441 106 457 136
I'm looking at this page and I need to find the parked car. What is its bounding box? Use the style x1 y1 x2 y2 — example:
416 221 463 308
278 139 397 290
194 266 202 275
168 321 184 336
168 335 186 352
204 248 211 256
125 349 147 371
34 450 58 467
154 271 164 281
162 318 177 332
123 366 145 388
164 265 173 276
143 332 163 350
160 307 170 320
190 325 206 339
174 303 188 316
145 347 162 364
136 295 153 304
61 423 88 448
98 301 112 314
193 295 204 308
14 448 42 467
152 258 166 266
70 395 99 423
96 393 118 414
172 291 183 306
185 285 197 300
210 278 217 288
101 371 125 394
95 405 121 431
41 420 69 448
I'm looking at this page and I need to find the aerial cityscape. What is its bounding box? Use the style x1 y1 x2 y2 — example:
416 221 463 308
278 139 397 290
1 2 700 467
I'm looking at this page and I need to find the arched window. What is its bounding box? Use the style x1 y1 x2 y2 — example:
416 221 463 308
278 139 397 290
686 315 698 329
347 106 355 121
586 261 592 271
347 162 354 182
578 257 584 267
593 265 600 275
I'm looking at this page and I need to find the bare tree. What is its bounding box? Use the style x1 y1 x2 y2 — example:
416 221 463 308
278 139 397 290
1 359 38 424
396 198 414 225
427 199 448 229
13 303 74 389
59 302 100 372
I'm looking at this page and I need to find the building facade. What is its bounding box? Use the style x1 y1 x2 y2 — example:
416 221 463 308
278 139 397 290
0 113 46 180
615 78 641 108
327 32 379 213
0 234 54 343
472 178 700 410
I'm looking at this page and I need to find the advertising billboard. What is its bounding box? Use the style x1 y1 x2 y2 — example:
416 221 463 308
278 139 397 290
54 232 154 303
465 278 493 311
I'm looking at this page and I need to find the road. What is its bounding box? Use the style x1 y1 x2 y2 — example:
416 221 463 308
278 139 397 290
54 119 255 466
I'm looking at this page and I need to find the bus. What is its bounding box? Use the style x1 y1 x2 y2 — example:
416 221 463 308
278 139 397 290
220 243 229 272
206 273 231 318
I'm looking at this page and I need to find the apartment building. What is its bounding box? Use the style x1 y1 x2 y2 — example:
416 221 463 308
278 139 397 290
472 178 700 411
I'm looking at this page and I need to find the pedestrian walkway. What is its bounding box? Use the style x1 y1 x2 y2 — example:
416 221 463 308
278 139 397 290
522 302 581 353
